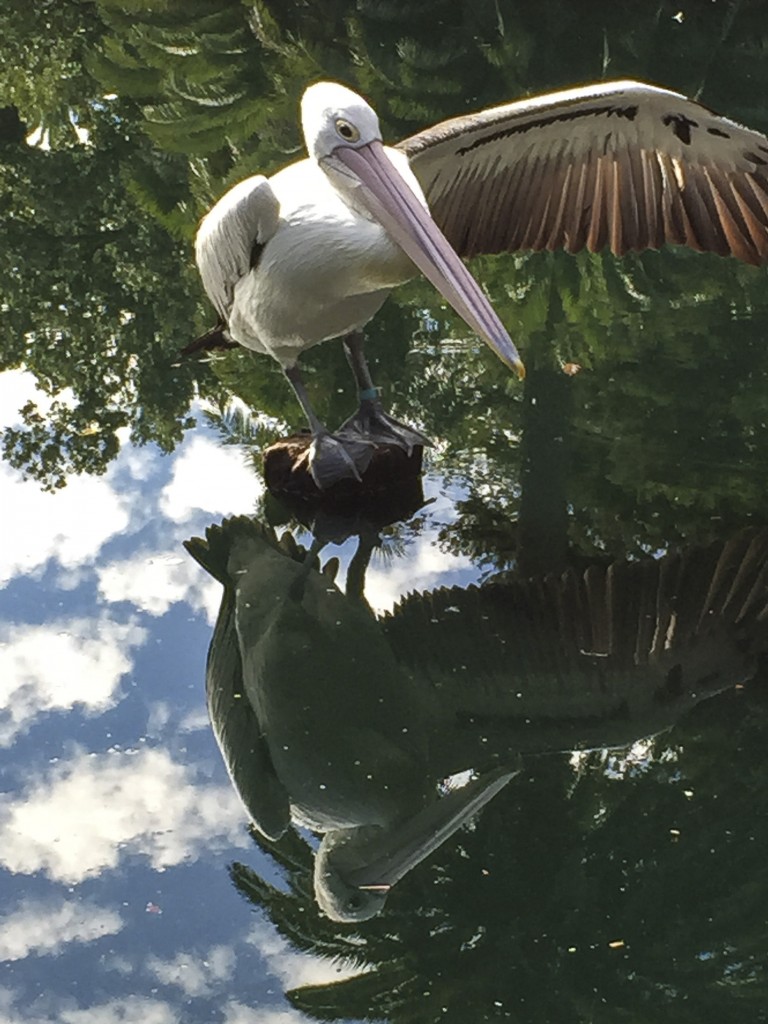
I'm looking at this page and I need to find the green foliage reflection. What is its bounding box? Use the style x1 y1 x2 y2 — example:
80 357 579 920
2 0 768 534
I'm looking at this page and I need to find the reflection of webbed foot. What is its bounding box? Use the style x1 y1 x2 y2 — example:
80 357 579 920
306 431 375 489
337 400 431 455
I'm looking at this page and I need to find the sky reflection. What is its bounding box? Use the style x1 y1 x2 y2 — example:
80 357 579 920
0 369 356 1022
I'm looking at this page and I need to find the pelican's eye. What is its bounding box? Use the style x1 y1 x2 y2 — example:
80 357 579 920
335 118 360 143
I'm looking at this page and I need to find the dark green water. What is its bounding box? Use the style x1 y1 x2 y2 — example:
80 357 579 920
1 2 767 1022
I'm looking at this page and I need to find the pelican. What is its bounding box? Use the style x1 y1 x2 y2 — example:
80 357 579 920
187 513 768 920
185 515 519 922
195 80 768 486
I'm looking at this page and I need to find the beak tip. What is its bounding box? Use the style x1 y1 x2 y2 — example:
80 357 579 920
514 357 526 381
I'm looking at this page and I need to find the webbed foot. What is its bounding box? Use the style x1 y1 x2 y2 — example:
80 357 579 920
305 431 375 489
337 399 431 454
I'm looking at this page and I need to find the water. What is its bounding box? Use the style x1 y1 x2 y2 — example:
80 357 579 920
2 3 768 1022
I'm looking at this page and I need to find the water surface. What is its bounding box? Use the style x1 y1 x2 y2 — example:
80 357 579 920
2 3 768 1021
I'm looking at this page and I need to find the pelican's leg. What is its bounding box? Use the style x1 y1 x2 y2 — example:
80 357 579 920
336 332 430 453
283 364 374 488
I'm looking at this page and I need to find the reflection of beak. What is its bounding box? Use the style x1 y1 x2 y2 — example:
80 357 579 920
329 141 525 378
345 766 518 890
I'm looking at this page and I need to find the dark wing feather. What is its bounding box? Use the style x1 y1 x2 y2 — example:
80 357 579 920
382 528 768 755
398 80 768 264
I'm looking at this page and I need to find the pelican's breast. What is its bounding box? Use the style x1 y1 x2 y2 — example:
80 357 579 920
272 159 414 288
229 159 413 361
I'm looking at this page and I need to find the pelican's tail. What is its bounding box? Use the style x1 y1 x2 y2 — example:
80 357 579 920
179 321 239 358
184 516 313 586
183 522 234 586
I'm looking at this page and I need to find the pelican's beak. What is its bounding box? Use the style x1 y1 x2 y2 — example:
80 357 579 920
329 141 525 378
345 766 518 890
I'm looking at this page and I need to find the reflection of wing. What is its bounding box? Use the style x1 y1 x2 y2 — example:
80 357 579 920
195 175 280 319
399 81 768 263
185 528 290 842
384 529 768 753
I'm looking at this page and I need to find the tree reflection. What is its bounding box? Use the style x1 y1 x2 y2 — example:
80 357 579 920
4 0 768 495
0 94 203 487
421 247 768 566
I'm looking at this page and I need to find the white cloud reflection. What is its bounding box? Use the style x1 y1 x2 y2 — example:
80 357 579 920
0 460 131 587
0 898 123 962
96 550 220 622
0 370 261 597
222 1004 309 1024
0 371 134 584
0 616 147 747
0 369 68 431
0 987 309 1024
145 945 236 998
159 435 262 524
0 369 259 751
364 534 473 614
0 989 180 1024
61 998 180 1024
246 922 362 991
0 747 247 883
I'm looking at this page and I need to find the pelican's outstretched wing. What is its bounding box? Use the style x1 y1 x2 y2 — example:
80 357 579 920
383 527 768 756
398 80 768 264
195 176 280 319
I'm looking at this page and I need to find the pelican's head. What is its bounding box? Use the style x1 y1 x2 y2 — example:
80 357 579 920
312 767 520 923
299 82 525 379
301 82 382 162
314 826 392 923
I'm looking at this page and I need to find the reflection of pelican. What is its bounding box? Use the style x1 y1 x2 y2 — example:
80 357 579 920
313 765 515 922
188 519 768 921
185 517 517 922
196 80 768 485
